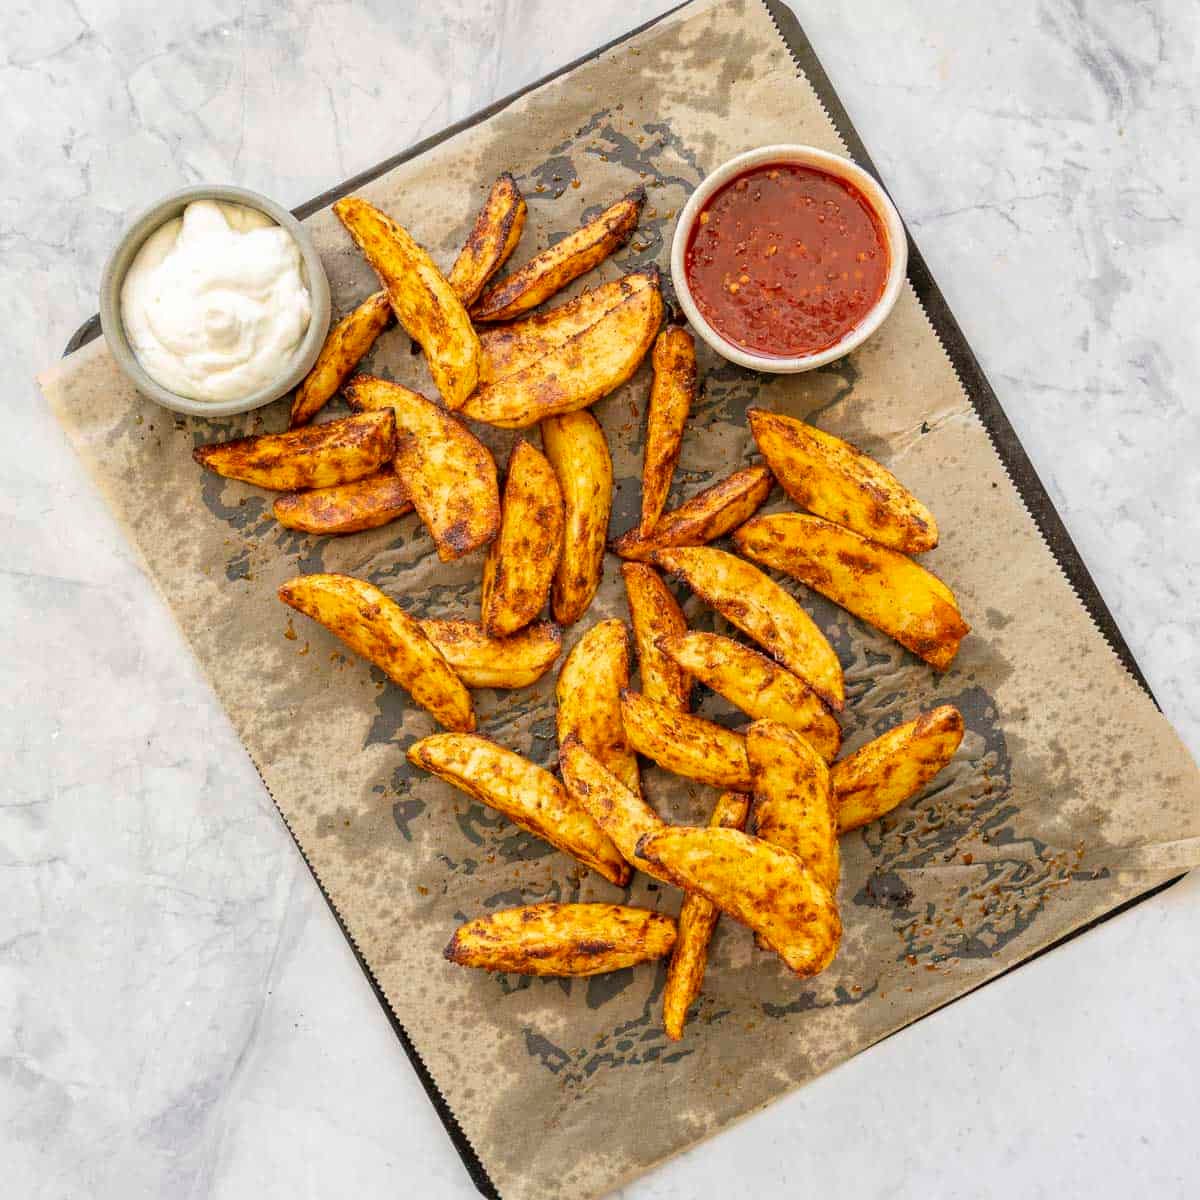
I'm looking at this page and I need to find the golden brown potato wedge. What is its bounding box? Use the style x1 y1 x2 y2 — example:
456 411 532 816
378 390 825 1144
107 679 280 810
333 196 480 409
418 618 560 689
832 705 964 834
193 409 396 492
620 691 750 791
748 408 938 553
636 826 841 977
272 471 412 535
640 327 696 535
734 513 970 671
407 734 628 884
344 374 499 561
621 563 690 712
471 188 645 322
448 173 527 306
278 573 473 731
654 546 845 711
445 903 675 976
289 291 392 427
657 632 841 763
481 439 565 636
541 411 613 626
662 791 750 1041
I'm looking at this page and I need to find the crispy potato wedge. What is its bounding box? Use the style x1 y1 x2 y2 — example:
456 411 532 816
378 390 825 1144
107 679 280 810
407 734 627 884
748 408 938 553
278 573 473 731
289 290 392 427
735 513 970 671
481 439 565 636
662 791 750 1041
193 409 395 492
471 188 646 322
611 465 774 561
272 470 412 535
460 278 663 429
621 563 690 712
833 705 964 833
636 826 841 977
654 546 845 711
445 903 675 976
333 196 480 409
640 327 696 535
344 374 499 561
541 411 613 626
448 173 527 306
556 619 640 797
657 632 841 763
620 691 751 791
418 618 560 689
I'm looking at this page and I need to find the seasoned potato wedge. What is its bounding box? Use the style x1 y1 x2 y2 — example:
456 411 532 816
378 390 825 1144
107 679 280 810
407 734 628 884
832 705 964 833
654 546 844 711
620 691 751 791
272 470 412 535
278 573 473 731
640 327 696 535
541 411 613 626
636 827 841 978
194 409 395 492
333 196 480 408
621 563 690 712
418 618 560 689
289 290 392 427
735 513 970 671
661 791 750 1041
344 374 499 561
445 903 675 976
657 632 841 763
481 439 565 636
471 188 645 322
748 408 938 553
448 173 527 306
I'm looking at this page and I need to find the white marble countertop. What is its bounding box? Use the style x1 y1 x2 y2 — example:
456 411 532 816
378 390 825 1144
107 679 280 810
5 1 1198 1196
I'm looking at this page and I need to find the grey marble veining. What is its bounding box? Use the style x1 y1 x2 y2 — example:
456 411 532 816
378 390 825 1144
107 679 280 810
3 2 1198 1198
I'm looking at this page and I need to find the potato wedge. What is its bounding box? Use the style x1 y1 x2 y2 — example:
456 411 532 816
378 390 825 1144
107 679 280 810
556 619 640 797
610 465 773 561
636 827 841 977
407 734 627 884
333 196 480 409
541 411 613 626
640 327 696 535
621 563 690 712
654 546 844 711
445 903 675 976
289 290 392 427
193 409 395 492
734 513 970 671
620 691 750 791
448 173 527 306
748 408 938 552
278 573 473 731
657 632 841 763
272 470 412 535
460 278 663 429
832 705 964 834
481 439 565 636
344 374 499 561
471 188 645 322
662 791 750 1041
418 619 560 689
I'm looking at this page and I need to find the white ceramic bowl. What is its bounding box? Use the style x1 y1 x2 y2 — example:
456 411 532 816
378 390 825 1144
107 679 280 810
670 144 907 373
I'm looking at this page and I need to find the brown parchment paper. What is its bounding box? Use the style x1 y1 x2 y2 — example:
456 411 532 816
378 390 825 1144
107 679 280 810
39 2 1200 1196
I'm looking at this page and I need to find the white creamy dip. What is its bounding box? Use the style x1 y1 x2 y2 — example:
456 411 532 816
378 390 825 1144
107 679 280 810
120 200 312 402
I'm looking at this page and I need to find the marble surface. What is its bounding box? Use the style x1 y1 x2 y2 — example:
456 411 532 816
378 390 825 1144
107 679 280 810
4 1 1198 1196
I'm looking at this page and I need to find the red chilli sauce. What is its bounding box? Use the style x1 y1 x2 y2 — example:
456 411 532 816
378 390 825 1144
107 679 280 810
684 163 889 358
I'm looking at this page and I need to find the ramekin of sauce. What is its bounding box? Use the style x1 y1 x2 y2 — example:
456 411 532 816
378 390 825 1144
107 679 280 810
671 146 907 373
